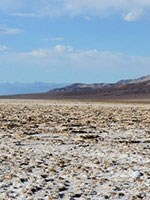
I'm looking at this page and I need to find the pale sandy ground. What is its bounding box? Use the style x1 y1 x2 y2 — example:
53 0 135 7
0 100 150 200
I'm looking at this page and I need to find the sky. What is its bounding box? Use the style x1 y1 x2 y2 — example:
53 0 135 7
0 0 150 83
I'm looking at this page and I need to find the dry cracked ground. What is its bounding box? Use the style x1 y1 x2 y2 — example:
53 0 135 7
0 100 150 200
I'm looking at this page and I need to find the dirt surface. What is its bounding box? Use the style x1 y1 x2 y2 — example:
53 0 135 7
0 100 150 200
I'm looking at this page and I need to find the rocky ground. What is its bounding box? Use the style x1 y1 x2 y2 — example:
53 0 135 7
0 100 150 200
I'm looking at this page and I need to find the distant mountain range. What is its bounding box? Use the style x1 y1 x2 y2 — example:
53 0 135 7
0 75 150 100
0 82 68 95
46 75 150 100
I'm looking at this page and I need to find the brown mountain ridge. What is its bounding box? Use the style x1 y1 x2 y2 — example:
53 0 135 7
0 75 150 100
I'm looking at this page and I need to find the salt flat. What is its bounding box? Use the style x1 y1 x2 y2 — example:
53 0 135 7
0 100 150 200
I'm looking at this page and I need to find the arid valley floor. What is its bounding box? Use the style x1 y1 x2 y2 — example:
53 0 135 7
0 100 150 200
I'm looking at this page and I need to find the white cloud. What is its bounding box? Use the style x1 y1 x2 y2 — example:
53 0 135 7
0 45 10 51
0 0 22 12
25 49 49 58
54 45 74 53
1 0 150 21
83 16 92 21
11 12 38 17
0 25 23 35
0 45 149 82
42 37 64 42
124 9 144 22
23 45 74 58
63 0 150 21
5 45 150 72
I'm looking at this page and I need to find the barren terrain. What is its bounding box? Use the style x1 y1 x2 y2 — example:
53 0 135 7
0 100 150 200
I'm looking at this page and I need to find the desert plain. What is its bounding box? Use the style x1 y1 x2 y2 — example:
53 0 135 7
0 99 150 200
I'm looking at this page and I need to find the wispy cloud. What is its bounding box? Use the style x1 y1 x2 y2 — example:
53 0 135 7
0 0 22 12
124 9 144 22
63 0 150 21
0 25 23 35
0 44 10 51
1 0 150 21
25 49 49 58
23 45 74 58
11 12 39 17
1 45 149 80
42 37 64 42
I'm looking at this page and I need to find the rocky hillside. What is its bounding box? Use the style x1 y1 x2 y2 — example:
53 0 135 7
0 75 150 100
46 75 150 99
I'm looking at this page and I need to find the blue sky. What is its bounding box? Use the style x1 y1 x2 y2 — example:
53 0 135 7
0 0 150 83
